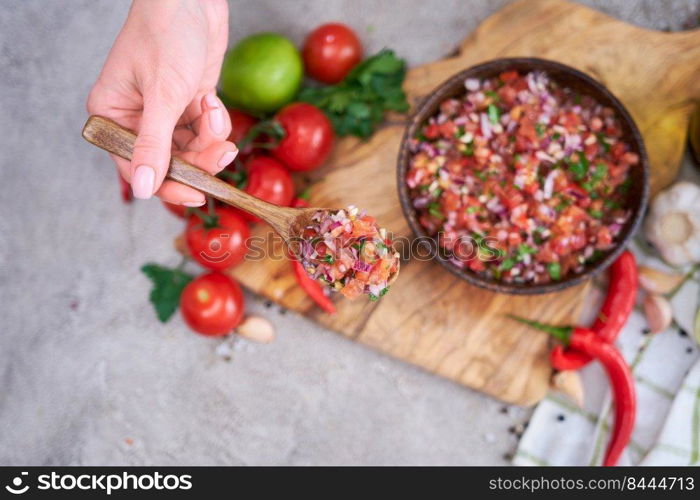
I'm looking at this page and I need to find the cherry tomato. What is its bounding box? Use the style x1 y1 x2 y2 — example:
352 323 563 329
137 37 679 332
302 23 362 84
118 175 132 203
180 272 244 336
186 207 250 271
272 103 334 171
240 156 295 222
292 197 309 208
227 108 258 146
162 201 189 218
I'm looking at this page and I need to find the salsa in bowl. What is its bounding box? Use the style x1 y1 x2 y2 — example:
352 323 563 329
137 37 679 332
397 58 648 294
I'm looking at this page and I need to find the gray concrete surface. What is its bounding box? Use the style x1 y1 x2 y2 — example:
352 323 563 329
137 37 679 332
1 0 698 465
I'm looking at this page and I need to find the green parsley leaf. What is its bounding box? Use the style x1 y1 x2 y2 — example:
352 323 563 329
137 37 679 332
516 244 537 259
548 262 562 281
619 178 632 195
428 202 445 220
499 258 515 271
604 199 620 210
141 263 194 323
566 154 589 181
471 232 485 245
487 104 501 125
535 123 545 137
297 49 409 139
592 163 608 182
596 133 611 153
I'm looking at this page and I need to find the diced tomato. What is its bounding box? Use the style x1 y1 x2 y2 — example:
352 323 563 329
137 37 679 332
468 258 485 272
497 85 518 106
596 226 613 248
340 279 364 299
441 190 460 213
424 123 441 139
439 121 457 138
499 71 519 83
351 218 377 238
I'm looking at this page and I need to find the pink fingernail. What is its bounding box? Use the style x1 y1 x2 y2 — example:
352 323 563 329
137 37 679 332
206 93 225 135
132 165 155 199
218 149 238 169
183 200 205 207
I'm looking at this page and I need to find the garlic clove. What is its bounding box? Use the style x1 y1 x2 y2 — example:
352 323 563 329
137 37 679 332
638 266 684 295
236 316 276 344
643 293 673 333
551 370 584 408
174 233 188 256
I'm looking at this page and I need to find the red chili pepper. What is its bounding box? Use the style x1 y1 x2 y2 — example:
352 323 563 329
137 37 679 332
511 316 636 467
291 258 336 314
551 251 637 371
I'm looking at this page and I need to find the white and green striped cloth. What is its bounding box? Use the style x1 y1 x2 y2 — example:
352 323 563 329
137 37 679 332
514 246 700 466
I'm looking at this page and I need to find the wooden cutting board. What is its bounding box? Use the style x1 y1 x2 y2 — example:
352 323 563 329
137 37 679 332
224 0 700 405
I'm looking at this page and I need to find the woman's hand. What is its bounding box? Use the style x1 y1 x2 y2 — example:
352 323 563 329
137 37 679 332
87 0 235 206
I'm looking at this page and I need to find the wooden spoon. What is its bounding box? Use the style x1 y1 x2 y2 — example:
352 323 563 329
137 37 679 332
82 115 320 249
82 115 400 286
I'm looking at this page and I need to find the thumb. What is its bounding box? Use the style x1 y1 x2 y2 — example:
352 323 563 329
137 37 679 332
131 97 181 199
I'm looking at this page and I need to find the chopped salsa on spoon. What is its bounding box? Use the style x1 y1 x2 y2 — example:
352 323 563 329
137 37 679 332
298 206 400 300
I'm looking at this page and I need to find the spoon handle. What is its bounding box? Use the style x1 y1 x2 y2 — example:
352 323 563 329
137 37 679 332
82 115 284 222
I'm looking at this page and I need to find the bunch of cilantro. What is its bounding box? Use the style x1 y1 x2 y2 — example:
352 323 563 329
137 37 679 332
297 49 409 139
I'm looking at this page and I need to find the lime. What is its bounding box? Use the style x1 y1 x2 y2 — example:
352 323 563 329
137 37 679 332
220 33 303 113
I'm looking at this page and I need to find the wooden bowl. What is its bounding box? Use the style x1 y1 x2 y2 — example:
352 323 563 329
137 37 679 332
396 58 649 295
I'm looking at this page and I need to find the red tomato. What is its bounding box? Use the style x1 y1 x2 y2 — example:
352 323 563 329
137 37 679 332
118 175 132 203
227 108 258 146
272 103 334 171
180 272 244 336
162 201 189 218
302 23 363 84
186 207 250 271
240 156 295 222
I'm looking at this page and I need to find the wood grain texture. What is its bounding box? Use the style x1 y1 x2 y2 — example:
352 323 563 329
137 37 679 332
225 0 698 405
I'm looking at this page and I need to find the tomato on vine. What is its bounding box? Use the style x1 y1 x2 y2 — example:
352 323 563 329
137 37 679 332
227 108 258 154
242 155 295 221
271 103 334 171
185 207 250 271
